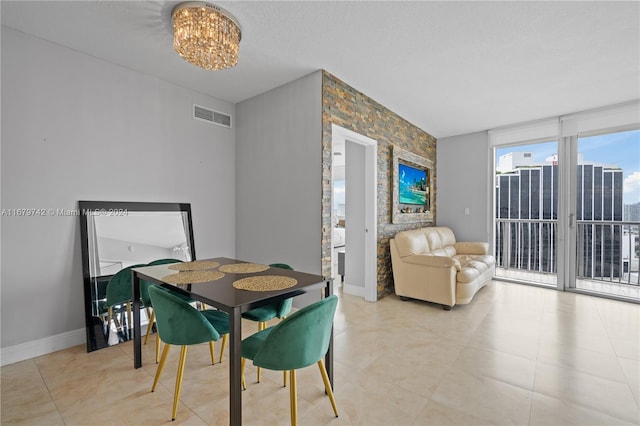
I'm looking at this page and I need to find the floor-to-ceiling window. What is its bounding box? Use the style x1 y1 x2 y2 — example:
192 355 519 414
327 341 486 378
490 102 639 303
494 140 559 287
571 129 640 300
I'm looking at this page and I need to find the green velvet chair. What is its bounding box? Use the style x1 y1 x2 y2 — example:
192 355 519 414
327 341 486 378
141 259 200 363
241 295 339 426
105 264 146 339
148 285 230 421
242 263 294 384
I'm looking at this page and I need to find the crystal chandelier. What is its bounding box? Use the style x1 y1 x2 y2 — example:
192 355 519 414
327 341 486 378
172 2 242 71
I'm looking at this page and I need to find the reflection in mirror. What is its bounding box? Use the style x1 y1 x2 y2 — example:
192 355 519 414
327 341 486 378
79 201 196 352
89 212 192 276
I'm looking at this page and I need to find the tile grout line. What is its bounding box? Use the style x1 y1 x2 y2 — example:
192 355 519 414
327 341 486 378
33 357 67 426
595 299 640 415
528 289 550 426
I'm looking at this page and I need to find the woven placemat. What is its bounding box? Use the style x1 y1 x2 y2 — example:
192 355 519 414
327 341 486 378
162 270 225 284
168 260 221 271
233 275 297 292
219 263 269 274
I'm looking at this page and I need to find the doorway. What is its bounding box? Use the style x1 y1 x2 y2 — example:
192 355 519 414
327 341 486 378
331 124 377 302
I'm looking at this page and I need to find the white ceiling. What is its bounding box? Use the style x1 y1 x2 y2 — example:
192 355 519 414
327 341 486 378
2 1 638 138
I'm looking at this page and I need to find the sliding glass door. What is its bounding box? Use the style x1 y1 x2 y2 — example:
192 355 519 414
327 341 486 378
494 140 559 287
493 128 639 302
569 129 640 300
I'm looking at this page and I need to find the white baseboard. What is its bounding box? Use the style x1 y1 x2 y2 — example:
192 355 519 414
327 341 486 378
1 328 86 366
342 283 365 297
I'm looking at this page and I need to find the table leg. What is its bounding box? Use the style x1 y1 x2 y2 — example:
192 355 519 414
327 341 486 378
324 279 334 388
132 272 142 369
229 307 242 425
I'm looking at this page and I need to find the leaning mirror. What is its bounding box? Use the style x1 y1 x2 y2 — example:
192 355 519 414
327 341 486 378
79 201 196 352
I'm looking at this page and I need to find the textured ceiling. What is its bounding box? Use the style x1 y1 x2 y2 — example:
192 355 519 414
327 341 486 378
2 1 638 138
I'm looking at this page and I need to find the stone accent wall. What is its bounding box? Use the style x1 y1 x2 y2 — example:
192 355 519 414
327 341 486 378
321 71 437 298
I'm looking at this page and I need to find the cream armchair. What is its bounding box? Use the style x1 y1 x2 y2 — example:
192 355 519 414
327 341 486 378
390 227 495 310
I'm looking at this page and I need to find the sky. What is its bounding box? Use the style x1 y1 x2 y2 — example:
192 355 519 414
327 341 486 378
334 129 639 211
399 163 427 187
496 129 640 205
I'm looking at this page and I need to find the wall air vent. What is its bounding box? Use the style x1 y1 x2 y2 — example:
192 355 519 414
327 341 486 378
193 104 232 129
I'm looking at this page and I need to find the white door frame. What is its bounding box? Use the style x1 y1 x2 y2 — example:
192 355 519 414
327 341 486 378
331 124 378 302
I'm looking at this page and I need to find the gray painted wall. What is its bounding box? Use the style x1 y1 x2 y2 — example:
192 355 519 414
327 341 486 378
436 131 492 246
1 28 236 348
236 72 322 276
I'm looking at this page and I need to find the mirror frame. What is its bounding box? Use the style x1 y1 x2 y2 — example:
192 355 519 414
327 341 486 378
79 200 196 352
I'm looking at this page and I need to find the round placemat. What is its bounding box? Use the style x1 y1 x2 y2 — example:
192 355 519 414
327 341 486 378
233 275 297 292
168 260 221 271
162 270 225 284
219 263 270 274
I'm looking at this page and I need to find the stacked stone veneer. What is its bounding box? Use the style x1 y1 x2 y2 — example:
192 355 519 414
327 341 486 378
321 71 437 298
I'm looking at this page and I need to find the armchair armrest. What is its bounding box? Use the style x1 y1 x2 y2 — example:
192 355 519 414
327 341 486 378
454 242 489 255
403 255 461 270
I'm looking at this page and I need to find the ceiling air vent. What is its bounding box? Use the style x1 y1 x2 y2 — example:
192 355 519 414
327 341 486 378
193 104 232 129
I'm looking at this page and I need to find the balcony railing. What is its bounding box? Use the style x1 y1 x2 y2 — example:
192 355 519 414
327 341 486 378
576 220 639 285
495 219 639 286
495 219 558 276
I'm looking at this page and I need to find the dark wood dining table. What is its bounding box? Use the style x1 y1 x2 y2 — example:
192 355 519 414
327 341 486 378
131 257 333 426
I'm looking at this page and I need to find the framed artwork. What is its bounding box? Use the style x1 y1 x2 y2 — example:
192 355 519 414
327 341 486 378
392 146 434 224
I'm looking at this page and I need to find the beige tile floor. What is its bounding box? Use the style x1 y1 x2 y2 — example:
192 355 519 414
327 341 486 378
2 281 639 425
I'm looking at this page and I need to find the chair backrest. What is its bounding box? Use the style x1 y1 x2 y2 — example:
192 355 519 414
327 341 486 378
269 263 294 318
141 259 183 306
148 286 221 346
269 263 293 270
276 298 293 318
148 258 184 266
253 295 338 371
106 264 146 307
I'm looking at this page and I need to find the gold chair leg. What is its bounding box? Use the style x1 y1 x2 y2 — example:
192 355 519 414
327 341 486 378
219 334 228 363
318 360 339 417
155 335 161 364
172 346 188 421
144 310 155 345
107 307 113 331
209 341 216 365
110 307 123 331
152 343 171 391
113 312 122 331
126 302 132 332
289 369 297 426
241 358 247 390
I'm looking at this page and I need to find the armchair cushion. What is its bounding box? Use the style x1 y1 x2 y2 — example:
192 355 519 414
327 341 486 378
454 241 489 255
394 229 429 256
404 254 462 270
